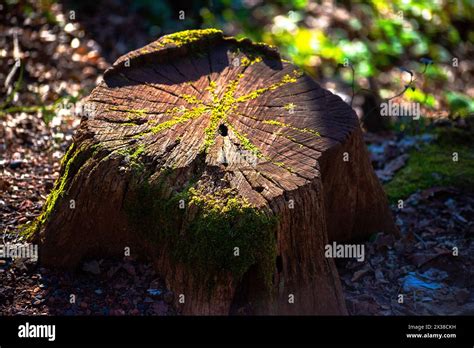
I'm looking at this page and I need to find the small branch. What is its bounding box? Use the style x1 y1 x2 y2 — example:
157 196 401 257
1 29 23 112
345 58 432 107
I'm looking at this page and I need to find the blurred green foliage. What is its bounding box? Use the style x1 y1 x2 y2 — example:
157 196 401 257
131 0 473 117
14 0 473 118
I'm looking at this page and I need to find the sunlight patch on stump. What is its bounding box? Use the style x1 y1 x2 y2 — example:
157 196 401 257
24 29 397 315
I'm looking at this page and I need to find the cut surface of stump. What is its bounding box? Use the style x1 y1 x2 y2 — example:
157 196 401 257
25 29 397 315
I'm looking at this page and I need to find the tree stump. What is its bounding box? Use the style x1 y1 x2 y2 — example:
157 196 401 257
26 29 397 315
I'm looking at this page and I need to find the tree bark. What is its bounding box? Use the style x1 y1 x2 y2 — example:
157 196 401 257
27 29 397 315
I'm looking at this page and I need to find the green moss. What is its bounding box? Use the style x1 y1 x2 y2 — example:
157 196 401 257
227 123 262 156
155 29 278 63
116 144 146 171
159 29 223 47
91 143 104 151
262 119 320 136
202 73 243 150
284 103 295 110
126 178 277 291
240 55 262 67
127 109 148 117
116 144 145 159
20 143 91 239
109 106 149 117
181 94 202 104
226 123 295 173
130 144 145 159
384 142 474 203
234 37 280 61
183 187 277 286
235 70 303 103
150 105 207 135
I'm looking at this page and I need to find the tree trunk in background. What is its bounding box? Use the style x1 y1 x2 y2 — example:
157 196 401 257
361 77 390 132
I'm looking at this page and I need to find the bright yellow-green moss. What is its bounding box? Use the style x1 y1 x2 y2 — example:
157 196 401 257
38 146 81 221
149 105 208 135
127 109 148 117
126 109 148 120
130 144 145 159
227 123 263 157
235 37 278 52
181 94 202 105
203 73 244 150
240 55 262 67
227 123 294 173
263 119 320 136
236 70 303 103
20 144 91 239
159 29 223 47
130 30 228 59
206 80 217 91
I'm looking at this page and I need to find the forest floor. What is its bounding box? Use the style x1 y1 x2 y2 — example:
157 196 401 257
1 1 472 316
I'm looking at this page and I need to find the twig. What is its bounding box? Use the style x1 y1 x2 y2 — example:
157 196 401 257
345 59 431 109
1 29 23 112
344 60 430 120
4 29 21 91
412 231 427 249
0 64 23 112
4 60 19 91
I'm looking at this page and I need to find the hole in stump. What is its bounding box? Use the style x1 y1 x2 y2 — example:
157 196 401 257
255 186 264 193
276 255 283 273
218 124 228 136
